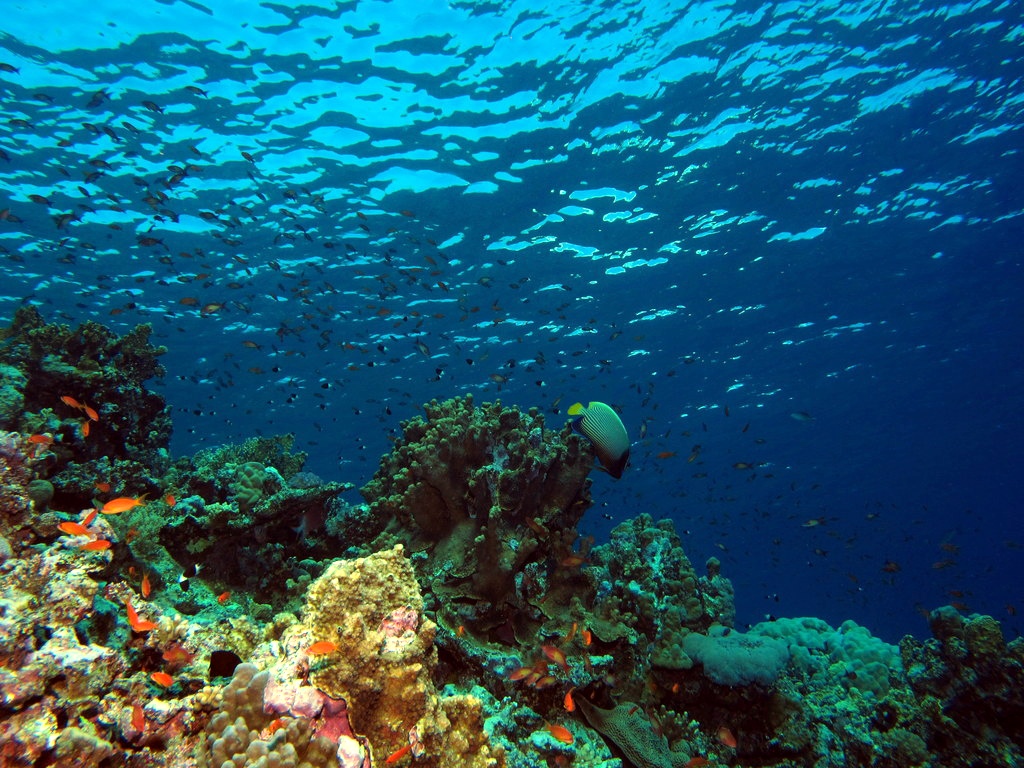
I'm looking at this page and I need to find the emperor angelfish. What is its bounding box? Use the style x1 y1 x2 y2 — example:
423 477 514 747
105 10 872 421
569 401 630 479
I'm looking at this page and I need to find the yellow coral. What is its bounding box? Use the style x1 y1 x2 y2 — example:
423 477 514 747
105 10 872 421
297 545 503 768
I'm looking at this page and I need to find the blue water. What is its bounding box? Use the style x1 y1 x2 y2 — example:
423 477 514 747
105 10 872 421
1 0 1021 644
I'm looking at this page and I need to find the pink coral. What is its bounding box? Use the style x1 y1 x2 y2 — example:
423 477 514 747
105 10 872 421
379 605 420 654
379 605 419 636
261 654 366 760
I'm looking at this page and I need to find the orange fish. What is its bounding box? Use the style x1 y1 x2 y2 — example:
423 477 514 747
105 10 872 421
79 539 111 551
150 672 174 687
582 629 592 646
80 420 90 438
217 591 231 604
565 622 578 644
306 641 339 655
82 404 99 422
162 643 194 666
61 395 84 410
385 744 412 764
126 596 157 633
81 508 98 526
101 495 147 514
58 521 92 536
563 687 576 712
27 434 53 445
717 726 737 749
546 723 573 745
131 704 145 733
559 554 586 568
266 717 287 735
542 644 569 672
508 667 534 681
164 493 176 507
94 481 111 493
141 572 152 599
456 625 465 637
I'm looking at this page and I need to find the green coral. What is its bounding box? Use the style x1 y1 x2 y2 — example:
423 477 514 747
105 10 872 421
0 364 27 425
197 663 337 768
190 434 308 484
230 461 276 511
27 478 54 510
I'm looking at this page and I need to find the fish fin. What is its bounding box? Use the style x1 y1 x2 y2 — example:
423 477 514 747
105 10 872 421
567 402 585 416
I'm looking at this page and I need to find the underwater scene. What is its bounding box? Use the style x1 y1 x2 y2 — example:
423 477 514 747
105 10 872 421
1 0 1022 766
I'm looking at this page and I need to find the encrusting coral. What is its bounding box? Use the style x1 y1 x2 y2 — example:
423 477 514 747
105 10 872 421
292 545 504 768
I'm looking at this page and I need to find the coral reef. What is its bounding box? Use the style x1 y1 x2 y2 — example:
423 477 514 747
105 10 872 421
899 606 1024 766
361 395 594 607
0 327 1019 768
0 306 171 484
196 663 348 768
293 545 504 768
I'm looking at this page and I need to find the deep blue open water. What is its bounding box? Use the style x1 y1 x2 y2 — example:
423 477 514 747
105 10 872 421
1 0 1021 643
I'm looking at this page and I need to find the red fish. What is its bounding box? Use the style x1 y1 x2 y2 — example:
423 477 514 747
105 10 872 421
131 704 145 733
81 508 98 526
563 687 576 712
385 744 412 764
217 591 231 604
58 522 92 536
546 723 573 744
141 572 152 599
61 395 84 410
82 403 99 422
162 643 194 666
164 493 176 507
717 726 737 749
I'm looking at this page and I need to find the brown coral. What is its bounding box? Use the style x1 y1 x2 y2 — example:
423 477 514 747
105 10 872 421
361 395 594 606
